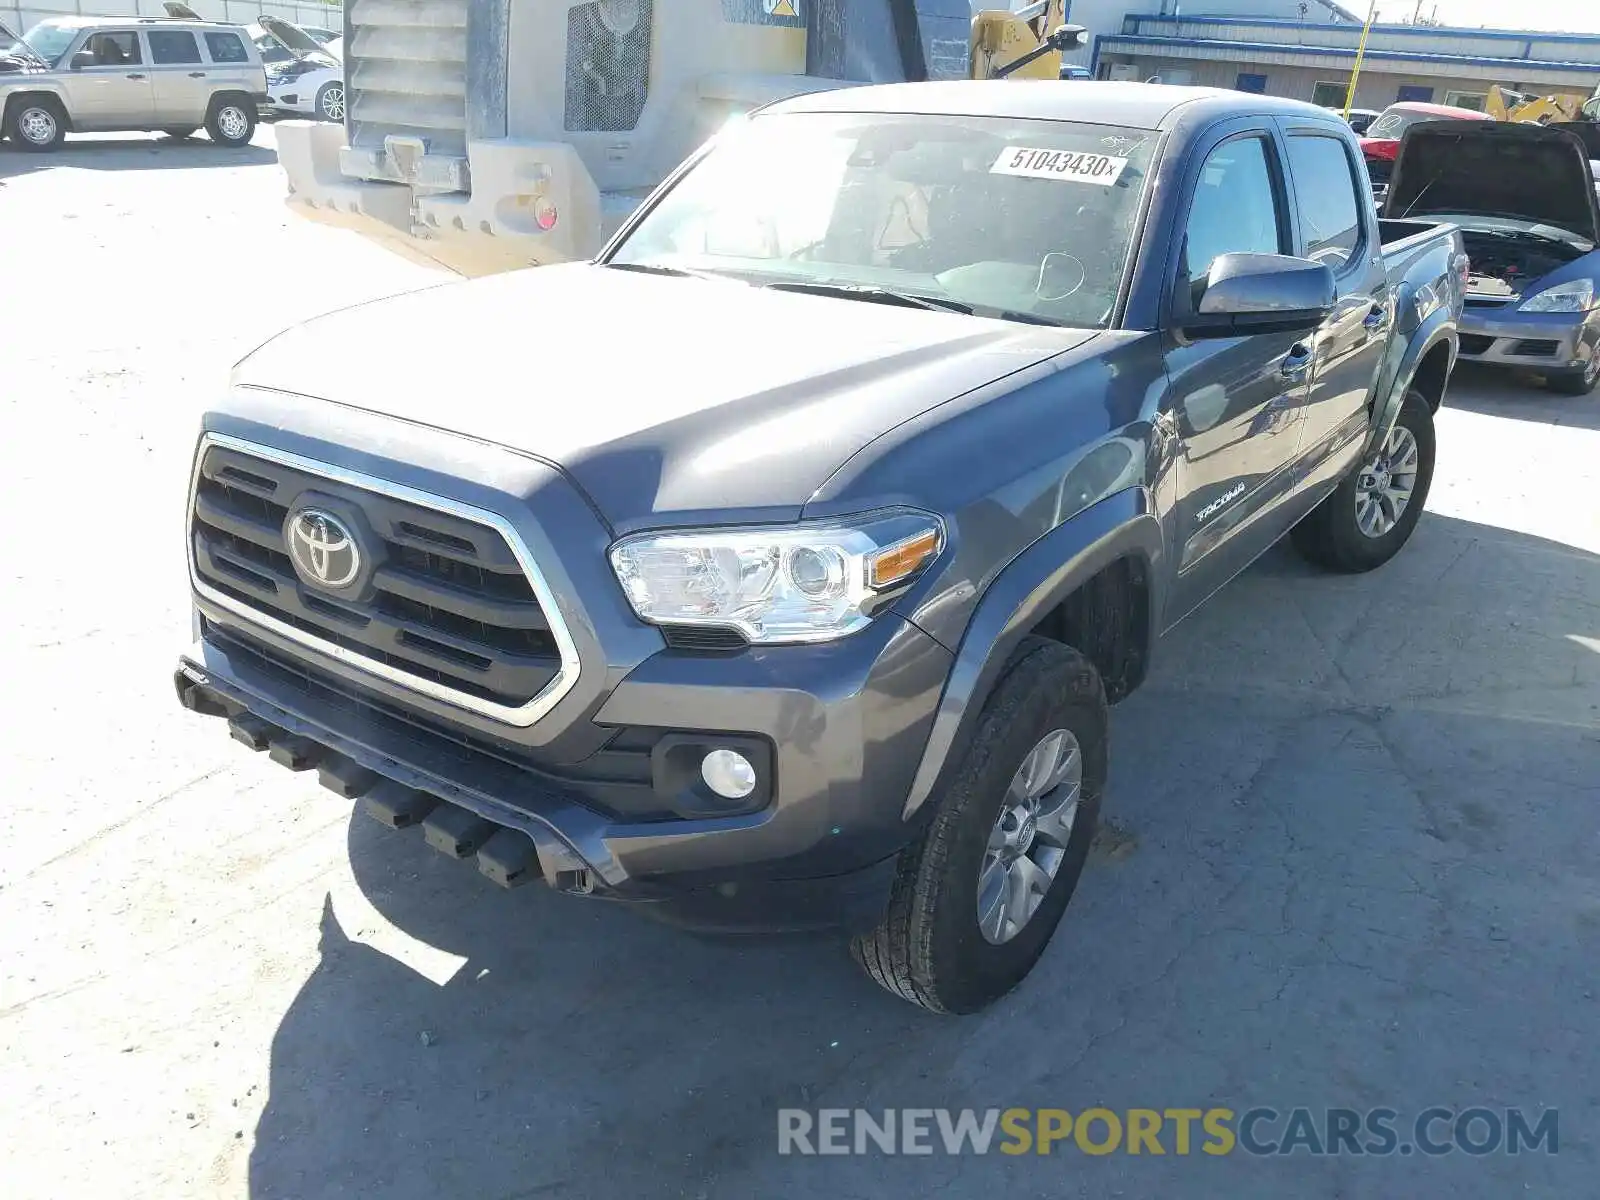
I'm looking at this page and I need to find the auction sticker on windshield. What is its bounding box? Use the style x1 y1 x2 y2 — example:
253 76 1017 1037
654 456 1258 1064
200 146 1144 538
991 148 1129 186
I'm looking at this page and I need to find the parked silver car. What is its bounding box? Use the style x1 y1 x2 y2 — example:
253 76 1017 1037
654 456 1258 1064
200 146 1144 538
0 15 267 151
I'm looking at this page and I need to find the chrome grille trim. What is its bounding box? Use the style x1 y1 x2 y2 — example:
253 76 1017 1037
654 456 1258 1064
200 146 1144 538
186 432 581 728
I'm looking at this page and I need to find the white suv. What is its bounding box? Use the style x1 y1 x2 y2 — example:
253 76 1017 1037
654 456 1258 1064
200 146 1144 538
0 16 268 151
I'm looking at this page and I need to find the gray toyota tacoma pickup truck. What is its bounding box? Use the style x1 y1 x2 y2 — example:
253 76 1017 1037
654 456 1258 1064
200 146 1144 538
174 82 1466 1014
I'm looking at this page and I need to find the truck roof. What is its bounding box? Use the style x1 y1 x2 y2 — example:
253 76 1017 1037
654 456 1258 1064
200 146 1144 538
770 80 1342 132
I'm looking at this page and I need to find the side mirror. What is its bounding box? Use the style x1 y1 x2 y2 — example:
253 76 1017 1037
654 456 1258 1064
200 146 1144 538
1182 252 1336 338
1047 24 1088 52
70 50 96 70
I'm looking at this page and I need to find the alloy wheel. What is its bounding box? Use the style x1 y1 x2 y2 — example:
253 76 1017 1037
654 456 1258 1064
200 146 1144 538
1355 423 1420 539
217 106 249 142
19 106 56 146
976 728 1083 945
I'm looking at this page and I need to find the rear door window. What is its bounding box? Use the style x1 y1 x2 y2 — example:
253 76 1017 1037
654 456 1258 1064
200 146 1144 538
204 31 248 63
148 30 201 65
1287 134 1364 269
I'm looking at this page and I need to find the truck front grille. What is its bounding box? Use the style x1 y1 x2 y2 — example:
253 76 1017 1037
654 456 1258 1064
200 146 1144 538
346 0 470 158
189 441 568 717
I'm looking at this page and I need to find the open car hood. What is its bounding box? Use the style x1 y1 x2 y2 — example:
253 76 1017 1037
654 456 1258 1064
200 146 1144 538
257 14 338 62
1384 121 1600 243
0 17 47 68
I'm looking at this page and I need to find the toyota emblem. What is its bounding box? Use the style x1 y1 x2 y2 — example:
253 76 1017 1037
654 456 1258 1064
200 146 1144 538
286 509 361 589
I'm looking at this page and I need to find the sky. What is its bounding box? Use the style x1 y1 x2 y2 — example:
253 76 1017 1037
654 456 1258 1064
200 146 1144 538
1371 0 1600 33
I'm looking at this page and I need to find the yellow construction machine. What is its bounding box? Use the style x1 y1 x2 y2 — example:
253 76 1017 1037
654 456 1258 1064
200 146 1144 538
264 0 1089 277
1486 85 1586 125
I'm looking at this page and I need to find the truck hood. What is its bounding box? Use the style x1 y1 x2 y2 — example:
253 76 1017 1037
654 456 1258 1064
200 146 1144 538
1385 121 1600 244
232 263 1096 528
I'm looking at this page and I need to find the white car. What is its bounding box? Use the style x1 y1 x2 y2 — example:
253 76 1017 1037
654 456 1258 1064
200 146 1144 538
250 16 342 122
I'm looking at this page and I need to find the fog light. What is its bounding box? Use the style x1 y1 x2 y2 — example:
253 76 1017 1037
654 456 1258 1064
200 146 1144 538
701 749 756 800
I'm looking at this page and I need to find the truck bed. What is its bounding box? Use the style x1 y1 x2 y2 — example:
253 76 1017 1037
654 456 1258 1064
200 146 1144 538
1379 217 1461 288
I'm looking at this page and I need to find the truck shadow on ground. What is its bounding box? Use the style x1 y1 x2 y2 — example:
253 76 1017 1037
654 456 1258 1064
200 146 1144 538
249 514 1599 1200
0 135 274 178
1443 362 1600 431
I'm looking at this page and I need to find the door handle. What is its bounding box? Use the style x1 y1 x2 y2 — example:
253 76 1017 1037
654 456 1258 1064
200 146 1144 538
1363 302 1390 334
126 72 146 79
1280 343 1313 383
188 71 207 78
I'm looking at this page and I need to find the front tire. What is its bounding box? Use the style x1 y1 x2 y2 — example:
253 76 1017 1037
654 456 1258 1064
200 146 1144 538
5 98 66 152
1291 388 1435 574
852 638 1107 1014
205 97 257 147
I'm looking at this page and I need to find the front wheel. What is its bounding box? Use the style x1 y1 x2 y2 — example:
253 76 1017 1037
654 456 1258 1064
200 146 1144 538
205 98 257 147
5 99 66 152
852 637 1107 1014
1291 388 1436 573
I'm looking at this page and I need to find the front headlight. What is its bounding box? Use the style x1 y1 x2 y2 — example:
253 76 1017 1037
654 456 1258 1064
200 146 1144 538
609 511 944 644
1518 278 1596 313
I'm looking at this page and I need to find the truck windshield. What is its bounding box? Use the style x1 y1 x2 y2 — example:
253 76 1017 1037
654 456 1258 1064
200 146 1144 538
608 112 1158 329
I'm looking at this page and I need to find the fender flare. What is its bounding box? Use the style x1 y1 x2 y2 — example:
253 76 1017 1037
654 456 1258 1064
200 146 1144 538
1364 282 1458 460
901 488 1164 821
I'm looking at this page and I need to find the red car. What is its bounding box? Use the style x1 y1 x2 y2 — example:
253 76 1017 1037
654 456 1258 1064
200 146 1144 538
1361 102 1494 193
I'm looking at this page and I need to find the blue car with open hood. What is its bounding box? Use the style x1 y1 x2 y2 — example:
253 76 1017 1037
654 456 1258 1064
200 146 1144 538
1386 119 1600 394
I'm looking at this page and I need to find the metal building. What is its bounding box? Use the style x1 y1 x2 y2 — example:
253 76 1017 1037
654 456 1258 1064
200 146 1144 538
1090 13 1600 111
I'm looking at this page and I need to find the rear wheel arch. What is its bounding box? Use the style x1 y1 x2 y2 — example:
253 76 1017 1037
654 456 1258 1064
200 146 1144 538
1408 338 1453 413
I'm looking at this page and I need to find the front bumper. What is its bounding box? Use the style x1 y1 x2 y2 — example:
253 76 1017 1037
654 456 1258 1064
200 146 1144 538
1456 302 1598 373
175 401 954 931
177 601 949 934
261 92 316 117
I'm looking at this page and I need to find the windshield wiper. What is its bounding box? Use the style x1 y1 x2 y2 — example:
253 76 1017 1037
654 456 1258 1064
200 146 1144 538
993 309 1072 327
761 280 975 315
604 261 742 284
